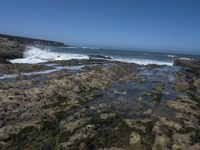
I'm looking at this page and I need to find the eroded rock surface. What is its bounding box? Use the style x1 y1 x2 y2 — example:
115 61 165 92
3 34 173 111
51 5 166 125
0 59 199 150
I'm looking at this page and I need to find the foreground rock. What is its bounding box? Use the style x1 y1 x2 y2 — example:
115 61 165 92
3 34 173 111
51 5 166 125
0 59 199 150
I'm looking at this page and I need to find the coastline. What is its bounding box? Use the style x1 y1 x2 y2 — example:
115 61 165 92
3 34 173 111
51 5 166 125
0 35 200 149
0 34 69 64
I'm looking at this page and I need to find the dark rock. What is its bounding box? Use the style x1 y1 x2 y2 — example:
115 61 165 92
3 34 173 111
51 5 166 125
46 58 113 66
0 37 25 59
88 55 112 60
0 63 53 75
0 57 11 64
174 59 200 75
0 34 68 47
0 59 199 149
0 34 71 61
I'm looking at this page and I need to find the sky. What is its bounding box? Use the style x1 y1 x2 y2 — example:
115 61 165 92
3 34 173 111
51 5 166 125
0 0 200 54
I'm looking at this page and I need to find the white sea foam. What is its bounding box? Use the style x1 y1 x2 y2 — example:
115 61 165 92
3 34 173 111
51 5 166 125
66 46 77 48
81 46 100 49
9 46 174 65
113 58 173 65
10 46 89 64
0 74 18 80
167 55 176 58
179 57 193 60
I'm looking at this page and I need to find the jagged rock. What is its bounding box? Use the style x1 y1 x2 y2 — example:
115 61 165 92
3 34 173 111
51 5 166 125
0 37 24 59
172 133 191 150
129 132 140 145
0 57 11 64
174 59 200 75
88 54 112 60
143 109 153 115
0 34 70 62
152 134 171 150
100 113 116 120
59 124 97 149
59 118 90 133
0 34 67 47
97 147 126 150
167 100 198 115
0 58 199 149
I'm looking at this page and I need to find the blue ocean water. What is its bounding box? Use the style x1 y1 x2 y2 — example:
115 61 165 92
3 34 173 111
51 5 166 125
10 46 200 65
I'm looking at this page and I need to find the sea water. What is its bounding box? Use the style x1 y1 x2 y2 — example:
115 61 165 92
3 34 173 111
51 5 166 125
10 45 200 65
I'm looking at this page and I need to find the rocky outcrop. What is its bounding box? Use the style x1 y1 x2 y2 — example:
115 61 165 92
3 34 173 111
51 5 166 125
0 57 11 64
174 59 200 75
0 56 200 150
0 34 67 47
0 59 199 149
88 55 112 60
0 37 25 59
0 34 69 63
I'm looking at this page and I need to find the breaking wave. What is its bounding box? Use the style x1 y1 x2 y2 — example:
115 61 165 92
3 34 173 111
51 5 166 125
113 58 173 65
10 46 89 64
10 46 177 65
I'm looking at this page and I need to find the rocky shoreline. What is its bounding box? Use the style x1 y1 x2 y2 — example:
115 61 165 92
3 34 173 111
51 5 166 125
0 34 69 63
0 34 200 150
0 56 199 150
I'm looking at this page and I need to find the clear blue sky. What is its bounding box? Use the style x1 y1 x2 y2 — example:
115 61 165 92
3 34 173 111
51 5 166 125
0 0 200 54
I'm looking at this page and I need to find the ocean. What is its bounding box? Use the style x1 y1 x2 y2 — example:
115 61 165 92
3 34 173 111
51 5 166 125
10 46 200 65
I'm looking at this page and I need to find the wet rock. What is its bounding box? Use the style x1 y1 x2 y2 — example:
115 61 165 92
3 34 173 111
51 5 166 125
113 90 127 95
97 147 126 150
187 143 200 150
173 81 190 92
88 54 112 60
152 134 171 150
158 117 182 131
129 132 140 145
0 37 25 59
167 100 198 115
174 59 200 75
0 57 11 64
143 109 153 115
59 124 97 149
0 120 4 128
0 63 53 75
123 119 146 133
137 96 143 101
100 113 116 120
59 118 90 133
172 133 191 150
0 59 199 149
